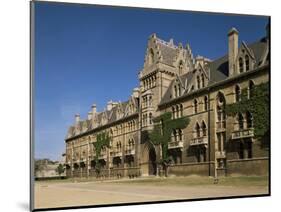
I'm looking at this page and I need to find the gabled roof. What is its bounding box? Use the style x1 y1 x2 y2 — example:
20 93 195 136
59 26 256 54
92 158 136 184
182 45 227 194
159 71 193 105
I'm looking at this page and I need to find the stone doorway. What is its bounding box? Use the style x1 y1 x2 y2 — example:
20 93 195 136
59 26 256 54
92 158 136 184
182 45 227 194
140 142 157 176
148 148 157 175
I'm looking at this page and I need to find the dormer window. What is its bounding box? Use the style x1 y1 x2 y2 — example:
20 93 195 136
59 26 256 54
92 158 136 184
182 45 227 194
174 85 178 97
201 74 205 88
245 55 250 71
197 75 201 89
239 57 243 73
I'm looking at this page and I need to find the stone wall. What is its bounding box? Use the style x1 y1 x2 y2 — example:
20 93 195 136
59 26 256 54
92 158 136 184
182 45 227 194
226 157 269 176
169 162 214 176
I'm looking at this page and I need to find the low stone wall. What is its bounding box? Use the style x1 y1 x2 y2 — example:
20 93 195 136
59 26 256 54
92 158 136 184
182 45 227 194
226 157 269 176
71 167 141 179
169 162 214 176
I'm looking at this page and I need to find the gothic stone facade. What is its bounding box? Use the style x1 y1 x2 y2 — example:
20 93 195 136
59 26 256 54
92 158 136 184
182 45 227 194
65 26 269 178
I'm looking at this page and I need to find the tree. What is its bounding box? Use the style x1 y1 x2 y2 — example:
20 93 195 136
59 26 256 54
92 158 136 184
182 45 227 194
56 164 65 176
149 112 190 177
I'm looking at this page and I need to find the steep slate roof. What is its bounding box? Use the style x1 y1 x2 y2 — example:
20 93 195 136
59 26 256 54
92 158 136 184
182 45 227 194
159 37 269 105
66 98 139 139
156 39 178 66
208 37 268 84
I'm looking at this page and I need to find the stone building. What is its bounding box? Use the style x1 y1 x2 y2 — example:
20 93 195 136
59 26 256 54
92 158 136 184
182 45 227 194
64 25 269 178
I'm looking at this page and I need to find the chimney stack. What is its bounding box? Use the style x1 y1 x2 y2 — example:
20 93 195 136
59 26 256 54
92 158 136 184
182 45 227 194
107 100 113 111
75 114 80 124
87 112 92 120
91 104 97 115
132 88 140 98
228 27 239 76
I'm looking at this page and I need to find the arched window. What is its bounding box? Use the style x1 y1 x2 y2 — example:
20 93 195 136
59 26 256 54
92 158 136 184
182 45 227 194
201 74 205 87
197 75 201 89
246 111 253 128
172 106 175 119
178 84 181 96
149 96 152 106
179 60 184 75
174 85 178 97
238 113 244 130
194 99 198 114
245 55 250 71
175 105 179 118
204 96 208 111
148 49 154 65
248 80 255 98
178 129 183 141
235 85 241 102
173 129 177 142
180 104 183 117
202 121 207 136
149 113 153 125
195 123 200 138
239 57 244 73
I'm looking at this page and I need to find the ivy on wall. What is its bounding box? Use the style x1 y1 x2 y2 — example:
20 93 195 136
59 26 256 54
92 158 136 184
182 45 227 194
92 132 111 174
225 82 269 139
149 112 190 163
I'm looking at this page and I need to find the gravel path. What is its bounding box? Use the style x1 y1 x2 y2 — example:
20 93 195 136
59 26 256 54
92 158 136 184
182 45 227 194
34 180 268 209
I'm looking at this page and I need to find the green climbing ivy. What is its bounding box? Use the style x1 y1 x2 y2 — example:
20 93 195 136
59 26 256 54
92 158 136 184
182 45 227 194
149 112 190 163
225 82 269 139
93 132 111 174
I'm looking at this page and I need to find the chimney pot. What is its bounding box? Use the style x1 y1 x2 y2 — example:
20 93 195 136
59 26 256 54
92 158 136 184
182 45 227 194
75 114 80 124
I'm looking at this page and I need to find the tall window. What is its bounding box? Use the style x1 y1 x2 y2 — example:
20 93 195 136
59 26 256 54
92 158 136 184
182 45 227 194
238 113 244 130
172 106 175 119
239 57 243 73
174 85 178 97
197 75 201 89
245 55 250 71
195 123 200 138
176 105 179 118
194 99 198 114
201 74 205 87
246 111 253 128
204 96 208 111
179 60 184 75
235 85 241 102
202 121 207 136
149 113 153 125
180 104 183 117
173 129 177 142
178 129 183 141
248 80 255 99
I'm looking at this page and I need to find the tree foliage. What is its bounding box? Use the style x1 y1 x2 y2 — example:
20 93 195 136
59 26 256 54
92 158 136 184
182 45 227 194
149 112 190 163
56 164 65 176
225 82 269 138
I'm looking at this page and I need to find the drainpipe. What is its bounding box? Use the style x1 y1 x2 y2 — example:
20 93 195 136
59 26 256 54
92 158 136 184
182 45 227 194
207 88 211 176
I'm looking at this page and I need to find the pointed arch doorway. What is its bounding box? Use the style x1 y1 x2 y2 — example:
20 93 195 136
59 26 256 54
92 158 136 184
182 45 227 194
140 142 157 176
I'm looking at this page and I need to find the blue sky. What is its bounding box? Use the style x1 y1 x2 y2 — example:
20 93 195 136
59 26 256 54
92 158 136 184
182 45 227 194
34 2 268 161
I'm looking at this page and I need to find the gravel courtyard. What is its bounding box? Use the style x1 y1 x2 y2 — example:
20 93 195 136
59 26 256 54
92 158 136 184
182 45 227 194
34 176 269 209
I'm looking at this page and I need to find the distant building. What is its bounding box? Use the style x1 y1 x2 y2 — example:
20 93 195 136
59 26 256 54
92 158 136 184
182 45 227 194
35 159 65 178
65 25 269 178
